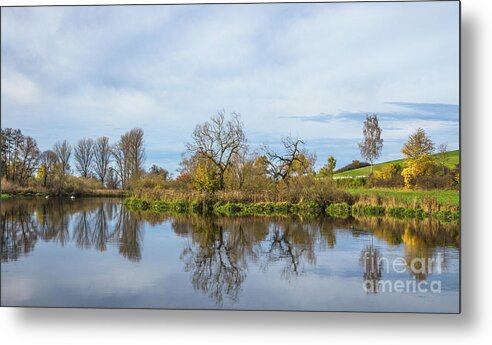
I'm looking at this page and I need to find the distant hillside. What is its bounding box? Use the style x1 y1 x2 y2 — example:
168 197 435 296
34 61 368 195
334 150 459 178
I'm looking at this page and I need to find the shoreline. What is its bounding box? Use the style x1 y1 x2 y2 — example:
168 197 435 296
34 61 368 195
0 190 127 199
122 197 459 223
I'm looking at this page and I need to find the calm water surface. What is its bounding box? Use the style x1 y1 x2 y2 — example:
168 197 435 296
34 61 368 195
1 198 459 312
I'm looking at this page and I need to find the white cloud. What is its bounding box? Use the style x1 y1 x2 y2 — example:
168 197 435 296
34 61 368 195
1 70 41 105
1 2 459 171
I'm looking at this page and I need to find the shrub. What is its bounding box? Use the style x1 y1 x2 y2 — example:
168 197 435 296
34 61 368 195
296 200 324 215
414 175 456 190
401 155 435 188
374 163 402 180
433 210 460 222
334 177 367 188
387 207 428 219
371 175 404 188
63 176 104 195
123 198 151 210
352 204 385 217
326 202 351 218
129 175 168 190
370 163 405 188
305 178 354 208
215 202 244 215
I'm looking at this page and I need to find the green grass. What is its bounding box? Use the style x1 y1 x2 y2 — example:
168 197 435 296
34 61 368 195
1 193 11 200
123 197 459 222
346 187 459 206
334 150 459 177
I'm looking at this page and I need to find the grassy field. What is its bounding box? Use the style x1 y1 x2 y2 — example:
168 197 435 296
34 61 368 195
346 187 459 206
334 150 459 177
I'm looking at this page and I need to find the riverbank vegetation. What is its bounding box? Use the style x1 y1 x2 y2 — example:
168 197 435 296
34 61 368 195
1 111 459 221
123 196 459 222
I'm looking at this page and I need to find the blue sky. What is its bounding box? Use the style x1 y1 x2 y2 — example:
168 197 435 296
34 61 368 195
1 2 459 174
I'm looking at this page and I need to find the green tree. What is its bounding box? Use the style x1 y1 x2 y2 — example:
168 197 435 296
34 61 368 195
327 155 336 174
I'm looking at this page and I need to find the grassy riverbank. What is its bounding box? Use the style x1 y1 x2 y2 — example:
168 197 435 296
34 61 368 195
123 196 459 222
345 188 459 207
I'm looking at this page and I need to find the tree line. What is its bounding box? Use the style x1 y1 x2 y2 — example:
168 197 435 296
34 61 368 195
1 109 457 194
1 127 149 192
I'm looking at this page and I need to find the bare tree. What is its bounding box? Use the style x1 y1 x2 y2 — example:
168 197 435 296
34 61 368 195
437 143 448 154
39 150 58 188
94 136 111 184
186 111 246 190
148 164 169 180
17 136 40 185
74 138 95 178
106 167 119 189
112 142 128 189
0 129 40 185
359 114 383 175
436 143 448 174
127 128 145 180
112 128 145 188
1 128 24 181
262 136 309 183
53 140 72 174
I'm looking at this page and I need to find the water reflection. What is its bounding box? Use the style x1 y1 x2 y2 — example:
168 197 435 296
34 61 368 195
179 219 248 303
259 222 316 279
1 198 144 263
360 240 383 293
1 202 38 262
1 198 459 307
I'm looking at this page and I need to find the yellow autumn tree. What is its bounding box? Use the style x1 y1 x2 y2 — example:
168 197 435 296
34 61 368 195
374 163 402 180
193 160 220 192
400 128 435 188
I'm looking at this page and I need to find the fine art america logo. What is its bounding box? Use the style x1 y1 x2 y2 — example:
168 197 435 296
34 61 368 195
361 245 443 294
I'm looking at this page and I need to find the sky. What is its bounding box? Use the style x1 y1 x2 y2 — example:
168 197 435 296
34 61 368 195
1 2 460 174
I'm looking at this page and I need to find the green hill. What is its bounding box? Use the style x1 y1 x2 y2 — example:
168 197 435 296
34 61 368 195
334 150 459 178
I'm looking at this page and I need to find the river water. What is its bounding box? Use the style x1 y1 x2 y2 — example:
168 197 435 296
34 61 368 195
0 198 460 312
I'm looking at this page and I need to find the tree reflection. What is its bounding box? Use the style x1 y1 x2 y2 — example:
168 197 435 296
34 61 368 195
2 197 460 309
111 207 143 262
360 240 383 294
179 218 251 304
175 216 321 304
1 202 38 262
74 211 93 249
34 199 70 245
92 205 110 251
356 217 456 281
1 198 144 263
259 221 316 280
